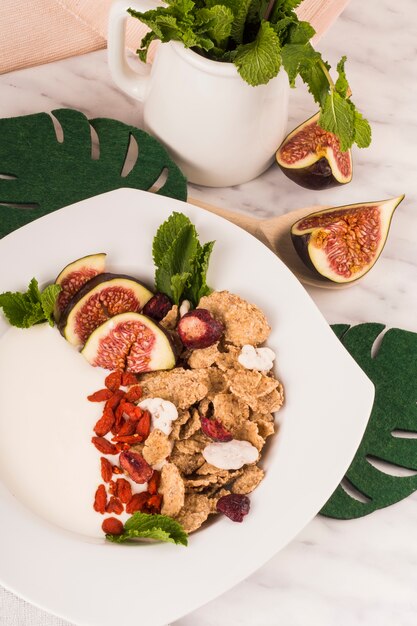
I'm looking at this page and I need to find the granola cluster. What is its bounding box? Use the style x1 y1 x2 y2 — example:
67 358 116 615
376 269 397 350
135 290 284 532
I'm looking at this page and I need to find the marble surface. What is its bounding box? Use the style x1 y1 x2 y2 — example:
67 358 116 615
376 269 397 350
1 0 417 624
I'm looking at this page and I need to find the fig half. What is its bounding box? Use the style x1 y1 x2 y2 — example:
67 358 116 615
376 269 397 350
54 253 106 322
81 312 177 373
291 195 404 283
59 273 153 346
276 112 352 189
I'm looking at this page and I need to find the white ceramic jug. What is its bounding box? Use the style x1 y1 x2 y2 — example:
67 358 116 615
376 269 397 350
108 0 289 187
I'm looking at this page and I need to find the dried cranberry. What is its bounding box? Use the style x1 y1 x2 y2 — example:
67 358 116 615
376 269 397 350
177 309 224 349
119 450 153 484
216 494 250 522
142 293 173 321
200 415 233 442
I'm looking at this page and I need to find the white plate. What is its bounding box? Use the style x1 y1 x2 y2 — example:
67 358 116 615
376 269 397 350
0 189 374 626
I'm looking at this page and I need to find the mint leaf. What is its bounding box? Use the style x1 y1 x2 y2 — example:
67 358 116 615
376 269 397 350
27 277 42 303
106 512 188 545
196 6 234 46
230 0 253 44
152 212 192 266
287 20 315 44
281 0 303 9
299 55 330 107
271 16 296 38
170 272 192 304
0 279 61 328
235 21 281 86
353 110 372 148
137 31 158 62
281 42 315 85
153 212 215 306
184 240 214 304
319 91 355 152
40 284 62 326
335 55 349 97
155 223 198 302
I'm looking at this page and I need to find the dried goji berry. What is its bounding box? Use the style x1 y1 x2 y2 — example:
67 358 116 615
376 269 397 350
216 494 250 522
100 457 113 482
93 484 107 514
147 470 160 495
115 442 131 452
136 410 151 439
105 389 125 411
105 370 123 392
125 491 150 514
145 493 162 514
113 433 143 444
94 406 115 437
106 496 124 515
117 419 137 437
120 401 142 421
91 436 118 455
122 371 138 386
87 389 113 402
102 517 124 535
108 480 117 496
116 478 132 504
120 450 153 484
125 385 143 403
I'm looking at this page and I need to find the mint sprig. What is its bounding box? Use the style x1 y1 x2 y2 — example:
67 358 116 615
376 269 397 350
106 512 188 545
153 212 214 306
128 0 371 152
0 279 61 328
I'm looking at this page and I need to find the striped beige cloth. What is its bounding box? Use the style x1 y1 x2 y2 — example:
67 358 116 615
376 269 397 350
0 0 350 75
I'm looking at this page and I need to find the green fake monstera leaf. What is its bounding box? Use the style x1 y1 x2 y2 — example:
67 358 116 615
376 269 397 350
0 109 187 238
321 323 417 519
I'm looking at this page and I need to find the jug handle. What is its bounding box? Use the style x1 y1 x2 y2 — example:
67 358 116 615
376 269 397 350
108 0 158 101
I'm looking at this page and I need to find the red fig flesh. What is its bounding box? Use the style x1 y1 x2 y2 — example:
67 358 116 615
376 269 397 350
60 273 153 346
81 312 176 373
54 253 106 322
276 112 352 189
291 196 404 283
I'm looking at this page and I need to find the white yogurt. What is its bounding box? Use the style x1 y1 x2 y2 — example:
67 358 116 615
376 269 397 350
0 325 108 538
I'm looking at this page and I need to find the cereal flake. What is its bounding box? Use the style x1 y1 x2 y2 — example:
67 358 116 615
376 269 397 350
198 291 270 346
142 429 171 466
160 462 185 517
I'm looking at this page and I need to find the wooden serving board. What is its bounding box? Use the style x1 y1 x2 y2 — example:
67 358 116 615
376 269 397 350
188 197 351 290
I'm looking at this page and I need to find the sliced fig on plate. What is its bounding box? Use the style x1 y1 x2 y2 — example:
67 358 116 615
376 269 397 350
291 195 404 283
276 112 352 189
59 273 153 346
54 253 106 322
81 312 177 373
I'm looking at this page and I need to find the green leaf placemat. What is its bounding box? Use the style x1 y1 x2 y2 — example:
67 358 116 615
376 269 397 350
321 323 417 518
0 108 187 238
